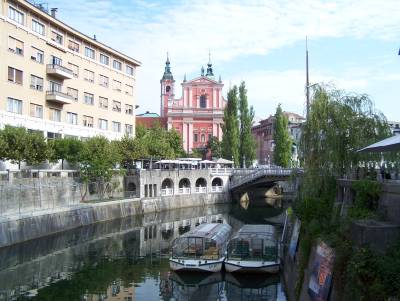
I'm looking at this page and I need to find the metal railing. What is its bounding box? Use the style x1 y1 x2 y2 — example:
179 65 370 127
46 90 75 100
46 64 74 76
230 167 299 189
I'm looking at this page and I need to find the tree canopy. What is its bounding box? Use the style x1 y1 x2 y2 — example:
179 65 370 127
273 104 292 167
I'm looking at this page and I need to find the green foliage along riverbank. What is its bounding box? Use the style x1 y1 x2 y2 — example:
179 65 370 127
293 84 400 300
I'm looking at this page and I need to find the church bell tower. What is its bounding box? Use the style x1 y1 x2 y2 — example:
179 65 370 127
160 53 175 118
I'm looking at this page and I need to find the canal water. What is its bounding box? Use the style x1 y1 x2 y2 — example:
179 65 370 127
0 199 287 301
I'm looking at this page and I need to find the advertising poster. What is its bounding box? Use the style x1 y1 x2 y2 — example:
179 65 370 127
288 218 301 259
308 241 335 301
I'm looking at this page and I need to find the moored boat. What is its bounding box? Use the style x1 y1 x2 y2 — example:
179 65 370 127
169 223 232 272
225 224 279 273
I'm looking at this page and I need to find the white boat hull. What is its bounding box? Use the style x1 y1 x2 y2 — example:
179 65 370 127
224 260 280 273
170 258 224 272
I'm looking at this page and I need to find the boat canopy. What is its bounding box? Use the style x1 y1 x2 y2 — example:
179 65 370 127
227 224 278 262
171 223 232 260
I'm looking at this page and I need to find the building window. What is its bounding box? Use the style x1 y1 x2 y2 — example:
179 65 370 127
49 81 62 92
83 115 93 127
126 65 134 76
100 53 109 65
200 95 207 108
113 60 122 70
208 134 212 141
99 97 108 109
125 104 133 115
66 112 78 125
84 92 94 105
99 74 109 87
68 40 80 52
112 100 121 112
8 67 23 84
47 132 61 140
67 87 78 101
7 97 22 114
194 133 198 142
8 36 24 55
112 121 121 132
51 55 62 66
51 31 63 45
31 47 44 63
30 103 43 118
84 69 94 83
98 119 108 130
125 84 133 95
8 6 24 24
201 134 206 142
32 20 45 35
113 80 122 91
49 108 61 122
85 47 95 59
125 124 133 136
30 75 43 91
67 62 79 77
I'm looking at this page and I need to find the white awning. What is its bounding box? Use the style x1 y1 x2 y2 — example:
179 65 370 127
358 135 400 153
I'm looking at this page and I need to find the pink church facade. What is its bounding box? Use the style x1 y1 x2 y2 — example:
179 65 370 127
160 56 227 153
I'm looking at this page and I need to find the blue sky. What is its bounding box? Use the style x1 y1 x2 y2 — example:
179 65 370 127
52 0 400 121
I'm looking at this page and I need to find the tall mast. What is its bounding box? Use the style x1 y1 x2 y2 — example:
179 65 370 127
306 36 310 118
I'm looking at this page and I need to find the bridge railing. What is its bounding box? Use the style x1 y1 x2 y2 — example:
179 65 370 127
229 167 298 189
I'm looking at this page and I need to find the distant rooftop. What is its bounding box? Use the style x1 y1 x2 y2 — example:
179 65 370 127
137 111 160 117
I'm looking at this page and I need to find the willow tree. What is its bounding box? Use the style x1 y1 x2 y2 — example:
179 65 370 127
273 104 292 167
221 85 240 166
297 83 390 224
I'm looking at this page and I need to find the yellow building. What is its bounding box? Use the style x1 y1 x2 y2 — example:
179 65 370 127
0 0 141 140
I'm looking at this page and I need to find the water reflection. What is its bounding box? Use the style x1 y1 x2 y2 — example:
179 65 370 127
0 202 287 301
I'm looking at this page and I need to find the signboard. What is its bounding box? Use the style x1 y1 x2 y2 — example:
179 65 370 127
288 218 301 259
308 241 335 301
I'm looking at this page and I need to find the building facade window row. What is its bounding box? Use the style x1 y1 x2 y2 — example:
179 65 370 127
7 65 134 115
7 5 136 77
7 36 134 95
5 96 133 134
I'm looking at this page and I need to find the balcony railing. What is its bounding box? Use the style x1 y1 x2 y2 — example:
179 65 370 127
178 187 191 194
195 187 207 193
46 64 74 79
161 188 174 196
211 186 223 193
46 90 74 104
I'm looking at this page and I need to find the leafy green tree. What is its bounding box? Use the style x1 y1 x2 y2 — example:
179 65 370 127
207 136 222 159
116 135 148 168
49 137 82 169
222 85 240 166
0 126 29 169
273 104 292 167
79 136 120 183
238 81 256 167
25 131 48 166
167 128 186 157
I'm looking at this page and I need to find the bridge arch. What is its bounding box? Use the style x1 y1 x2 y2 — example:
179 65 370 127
179 178 191 188
195 177 207 187
211 177 223 187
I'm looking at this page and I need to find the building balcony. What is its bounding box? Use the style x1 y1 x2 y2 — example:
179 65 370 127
46 90 74 105
46 64 74 79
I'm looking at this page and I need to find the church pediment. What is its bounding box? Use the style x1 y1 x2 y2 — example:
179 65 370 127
184 76 221 86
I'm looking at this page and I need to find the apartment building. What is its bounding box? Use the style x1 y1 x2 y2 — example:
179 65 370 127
0 0 141 140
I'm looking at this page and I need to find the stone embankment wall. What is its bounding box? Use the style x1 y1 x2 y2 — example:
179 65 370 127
0 192 229 248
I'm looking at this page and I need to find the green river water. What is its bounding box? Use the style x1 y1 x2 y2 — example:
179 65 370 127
0 200 288 301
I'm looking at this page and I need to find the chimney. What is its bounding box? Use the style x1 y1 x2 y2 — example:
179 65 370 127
50 8 58 18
